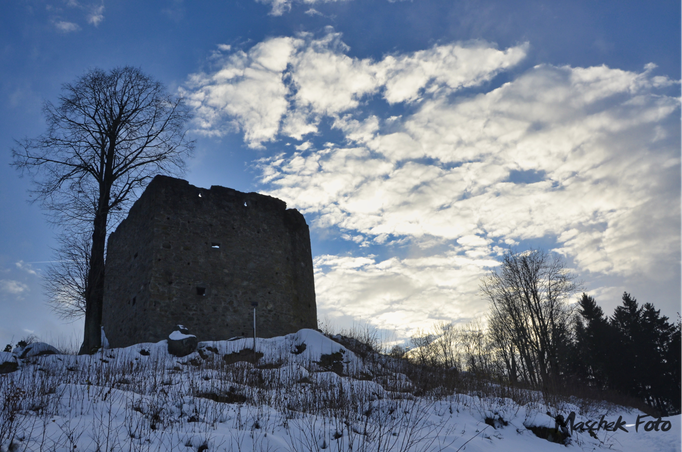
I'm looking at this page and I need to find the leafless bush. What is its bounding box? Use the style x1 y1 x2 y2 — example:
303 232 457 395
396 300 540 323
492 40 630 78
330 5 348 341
0 380 26 450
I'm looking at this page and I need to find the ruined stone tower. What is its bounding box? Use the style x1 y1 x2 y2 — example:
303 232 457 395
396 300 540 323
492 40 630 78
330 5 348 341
102 175 317 348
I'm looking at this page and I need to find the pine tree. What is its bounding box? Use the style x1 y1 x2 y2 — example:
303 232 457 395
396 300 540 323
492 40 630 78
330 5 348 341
665 317 681 414
572 293 614 389
609 292 642 397
639 303 679 414
608 293 680 415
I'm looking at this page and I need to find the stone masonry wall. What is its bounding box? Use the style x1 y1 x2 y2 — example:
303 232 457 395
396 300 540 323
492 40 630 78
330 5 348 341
102 175 317 348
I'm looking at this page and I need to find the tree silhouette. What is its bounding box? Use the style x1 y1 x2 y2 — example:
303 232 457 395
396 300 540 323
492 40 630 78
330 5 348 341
664 316 681 414
609 292 644 398
572 293 614 389
598 292 681 415
43 230 92 320
481 249 579 387
12 67 194 354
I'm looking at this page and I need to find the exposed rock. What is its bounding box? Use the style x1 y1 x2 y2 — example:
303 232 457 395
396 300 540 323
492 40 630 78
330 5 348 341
197 343 219 360
223 349 263 365
0 352 18 374
18 342 61 359
168 329 198 357
176 324 189 334
317 350 345 375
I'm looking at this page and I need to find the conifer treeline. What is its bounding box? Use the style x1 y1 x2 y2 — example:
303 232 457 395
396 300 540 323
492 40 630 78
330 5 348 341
572 292 681 416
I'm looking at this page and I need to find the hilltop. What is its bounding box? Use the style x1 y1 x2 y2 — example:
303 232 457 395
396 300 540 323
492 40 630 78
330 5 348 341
1 329 679 451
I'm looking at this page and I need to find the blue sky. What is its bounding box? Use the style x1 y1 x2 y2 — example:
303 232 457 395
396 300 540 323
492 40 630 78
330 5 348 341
0 0 680 348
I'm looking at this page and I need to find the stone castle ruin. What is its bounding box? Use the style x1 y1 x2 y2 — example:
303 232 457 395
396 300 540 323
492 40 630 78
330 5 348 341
102 175 317 348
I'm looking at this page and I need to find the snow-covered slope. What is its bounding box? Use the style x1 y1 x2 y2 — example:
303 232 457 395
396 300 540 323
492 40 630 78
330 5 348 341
1 329 679 451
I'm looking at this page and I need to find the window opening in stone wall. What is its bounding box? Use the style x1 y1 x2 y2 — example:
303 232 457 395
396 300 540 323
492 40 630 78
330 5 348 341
196 286 206 296
198 192 202 198
243 201 247 207
211 242 220 249
131 296 136 306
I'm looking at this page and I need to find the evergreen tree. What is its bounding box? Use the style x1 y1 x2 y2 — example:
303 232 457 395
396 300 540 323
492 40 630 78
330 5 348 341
609 292 680 415
609 292 642 397
568 292 680 414
638 303 680 414
665 317 681 414
572 293 614 389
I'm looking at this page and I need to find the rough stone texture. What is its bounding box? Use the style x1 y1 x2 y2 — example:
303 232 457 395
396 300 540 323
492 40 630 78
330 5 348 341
17 342 60 359
168 333 198 358
102 175 317 348
0 352 18 374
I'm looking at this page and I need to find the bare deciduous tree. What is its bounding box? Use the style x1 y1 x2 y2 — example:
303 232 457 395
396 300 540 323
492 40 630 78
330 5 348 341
458 319 494 377
43 231 91 320
410 329 438 367
408 320 495 375
481 249 578 387
12 66 194 354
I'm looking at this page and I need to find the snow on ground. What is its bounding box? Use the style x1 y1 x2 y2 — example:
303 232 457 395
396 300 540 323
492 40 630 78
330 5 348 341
0 329 679 451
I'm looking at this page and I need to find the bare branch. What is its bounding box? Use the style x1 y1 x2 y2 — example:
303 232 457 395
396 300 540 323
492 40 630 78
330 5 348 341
480 249 580 387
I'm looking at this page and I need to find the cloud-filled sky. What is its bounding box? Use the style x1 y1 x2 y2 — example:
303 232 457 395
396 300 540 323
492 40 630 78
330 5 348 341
0 0 679 347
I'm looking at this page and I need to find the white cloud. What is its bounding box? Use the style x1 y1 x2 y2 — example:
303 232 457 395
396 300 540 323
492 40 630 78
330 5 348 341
259 62 679 331
50 1 105 31
188 34 679 333
184 33 528 148
295 141 313 151
377 42 528 104
269 62 677 258
257 0 349 16
182 37 300 148
314 252 499 337
290 35 378 115
87 5 105 26
0 280 29 295
15 261 38 276
55 20 80 33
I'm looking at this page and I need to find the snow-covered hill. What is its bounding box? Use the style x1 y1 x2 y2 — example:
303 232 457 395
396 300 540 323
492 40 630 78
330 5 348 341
1 329 679 451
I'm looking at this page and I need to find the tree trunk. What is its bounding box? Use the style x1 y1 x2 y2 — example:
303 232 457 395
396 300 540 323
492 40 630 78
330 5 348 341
79 209 107 354
79 146 114 355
